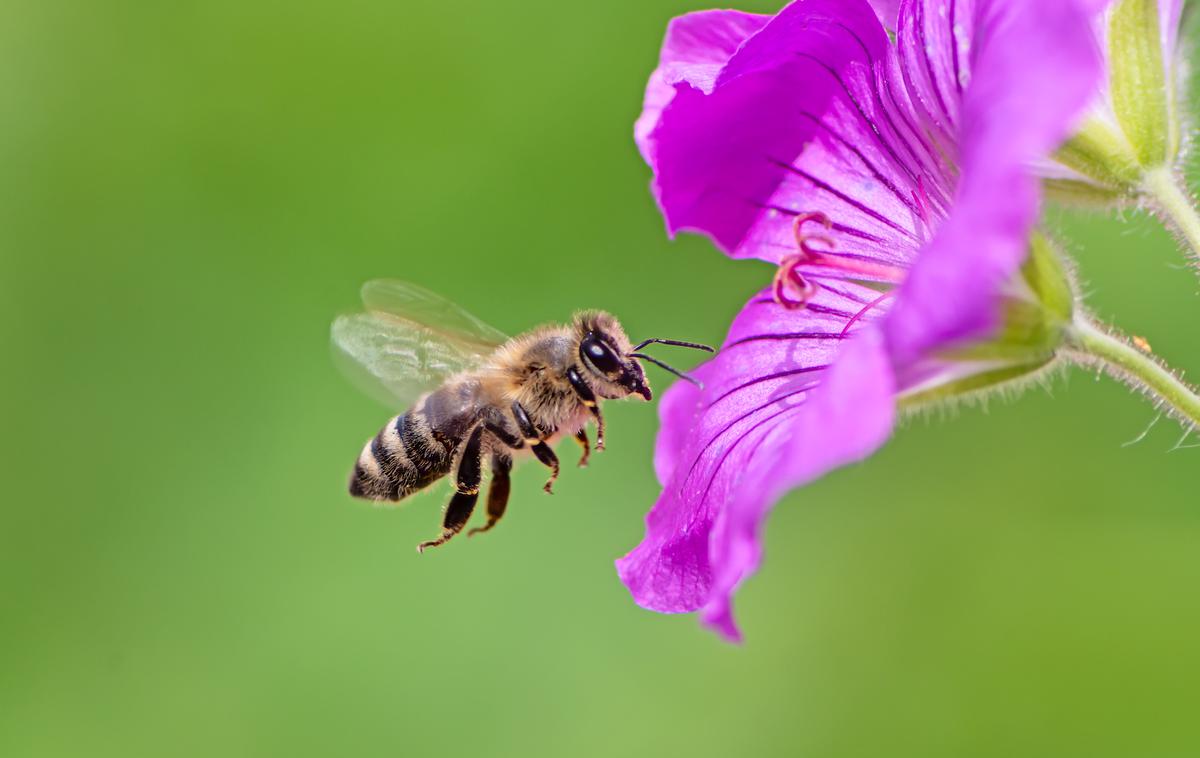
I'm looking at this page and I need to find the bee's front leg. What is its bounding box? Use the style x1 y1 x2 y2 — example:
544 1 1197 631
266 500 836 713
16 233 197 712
511 401 560 494
573 429 591 468
566 366 605 451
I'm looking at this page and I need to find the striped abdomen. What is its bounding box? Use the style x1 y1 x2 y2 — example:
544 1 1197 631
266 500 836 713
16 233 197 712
348 410 452 501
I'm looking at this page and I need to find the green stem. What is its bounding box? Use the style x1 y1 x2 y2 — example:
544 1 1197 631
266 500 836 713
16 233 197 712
1065 317 1200 428
1142 167 1200 266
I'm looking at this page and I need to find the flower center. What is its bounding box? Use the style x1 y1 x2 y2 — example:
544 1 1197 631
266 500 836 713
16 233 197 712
772 212 908 310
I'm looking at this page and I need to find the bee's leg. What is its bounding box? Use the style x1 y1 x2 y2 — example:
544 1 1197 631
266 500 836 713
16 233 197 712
483 418 524 450
574 429 590 468
511 401 560 494
566 366 605 450
468 453 512 537
416 491 477 553
417 425 484 553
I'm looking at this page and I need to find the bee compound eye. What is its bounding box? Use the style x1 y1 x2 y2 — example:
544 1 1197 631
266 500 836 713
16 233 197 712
582 336 621 375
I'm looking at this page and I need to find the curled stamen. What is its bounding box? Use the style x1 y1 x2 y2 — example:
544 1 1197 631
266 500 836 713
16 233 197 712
793 210 907 282
798 234 836 256
773 210 906 309
807 253 908 283
792 211 833 245
773 254 820 309
772 213 836 310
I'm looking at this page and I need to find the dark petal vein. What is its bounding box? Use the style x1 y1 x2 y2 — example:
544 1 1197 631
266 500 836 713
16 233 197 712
794 49 919 194
700 399 811 498
707 364 831 409
758 202 889 245
727 331 847 348
828 21 932 185
914 0 954 129
795 111 919 214
768 159 917 240
950 0 963 94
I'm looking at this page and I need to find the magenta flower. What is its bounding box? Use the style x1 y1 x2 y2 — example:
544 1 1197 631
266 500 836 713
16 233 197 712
618 0 1103 641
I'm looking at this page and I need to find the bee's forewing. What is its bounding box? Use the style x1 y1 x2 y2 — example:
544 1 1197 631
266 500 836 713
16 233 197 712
331 280 508 409
361 280 508 348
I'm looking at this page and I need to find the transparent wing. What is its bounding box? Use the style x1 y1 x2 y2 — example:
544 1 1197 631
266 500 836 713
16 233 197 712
331 280 508 409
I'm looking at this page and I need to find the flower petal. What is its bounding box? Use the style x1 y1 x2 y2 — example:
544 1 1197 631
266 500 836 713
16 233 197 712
1160 0 1184 63
617 282 893 638
700 328 895 640
644 0 934 263
868 0 902 28
652 375 702 486
884 0 1101 368
629 0 1102 644
635 10 770 165
895 0 973 159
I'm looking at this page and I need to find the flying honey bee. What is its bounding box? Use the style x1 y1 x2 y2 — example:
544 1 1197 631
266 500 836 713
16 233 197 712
332 280 713 552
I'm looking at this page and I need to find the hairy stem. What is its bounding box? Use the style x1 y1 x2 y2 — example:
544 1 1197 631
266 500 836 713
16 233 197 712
1142 167 1200 268
1065 316 1200 429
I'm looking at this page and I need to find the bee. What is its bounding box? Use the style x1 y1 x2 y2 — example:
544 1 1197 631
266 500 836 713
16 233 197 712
332 280 713 552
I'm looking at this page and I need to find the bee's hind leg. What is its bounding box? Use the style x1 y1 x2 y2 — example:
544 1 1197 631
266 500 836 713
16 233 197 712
416 491 477 553
417 425 484 553
468 453 512 538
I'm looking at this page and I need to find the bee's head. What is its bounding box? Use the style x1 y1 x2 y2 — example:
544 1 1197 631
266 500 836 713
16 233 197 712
573 312 652 401
573 313 715 401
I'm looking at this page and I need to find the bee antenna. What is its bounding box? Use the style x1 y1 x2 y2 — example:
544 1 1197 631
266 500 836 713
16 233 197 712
631 338 716 353
630 353 704 389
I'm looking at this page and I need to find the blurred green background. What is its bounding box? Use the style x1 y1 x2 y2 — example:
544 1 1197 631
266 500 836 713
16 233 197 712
3 1 1199 756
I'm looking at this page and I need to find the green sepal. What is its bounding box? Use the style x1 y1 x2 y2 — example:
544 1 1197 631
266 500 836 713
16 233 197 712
939 234 1073 364
898 359 1053 409
1053 118 1141 190
1021 233 1073 323
898 235 1073 408
1041 178 1126 210
938 302 1059 364
1109 0 1171 168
